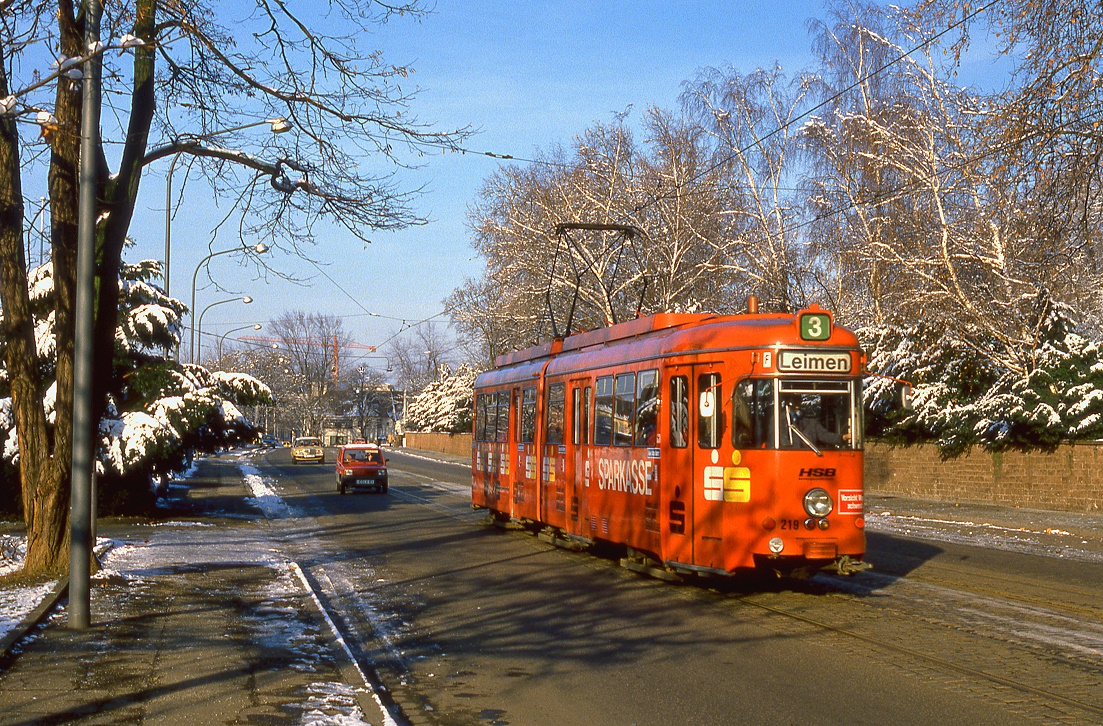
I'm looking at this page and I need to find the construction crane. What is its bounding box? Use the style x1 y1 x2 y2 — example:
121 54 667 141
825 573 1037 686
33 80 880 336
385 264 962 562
238 335 378 383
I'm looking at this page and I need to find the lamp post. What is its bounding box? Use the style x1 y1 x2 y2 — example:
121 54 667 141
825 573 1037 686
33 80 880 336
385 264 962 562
69 0 102 631
218 322 262 362
188 242 268 361
195 296 252 364
163 118 290 299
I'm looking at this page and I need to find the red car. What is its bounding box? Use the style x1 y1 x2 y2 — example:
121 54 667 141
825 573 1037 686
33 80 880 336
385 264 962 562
335 444 388 495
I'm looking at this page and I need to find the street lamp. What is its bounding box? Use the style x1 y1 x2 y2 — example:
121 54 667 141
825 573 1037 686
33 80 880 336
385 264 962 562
195 296 253 364
188 242 268 361
217 322 262 362
163 118 291 298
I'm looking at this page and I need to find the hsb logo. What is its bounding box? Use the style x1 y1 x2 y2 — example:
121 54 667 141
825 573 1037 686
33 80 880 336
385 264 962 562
798 468 836 478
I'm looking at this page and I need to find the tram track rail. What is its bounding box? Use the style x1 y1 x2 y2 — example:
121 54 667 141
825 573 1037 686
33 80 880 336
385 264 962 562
731 590 1103 721
872 559 1103 623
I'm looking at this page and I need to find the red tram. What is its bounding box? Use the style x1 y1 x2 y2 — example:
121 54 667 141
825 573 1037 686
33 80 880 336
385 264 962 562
471 299 870 578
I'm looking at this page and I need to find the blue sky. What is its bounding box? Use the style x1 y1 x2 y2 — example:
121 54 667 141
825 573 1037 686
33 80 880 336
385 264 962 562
118 0 1004 368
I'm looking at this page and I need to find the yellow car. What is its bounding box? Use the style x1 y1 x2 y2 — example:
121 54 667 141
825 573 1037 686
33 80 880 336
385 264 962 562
291 436 324 464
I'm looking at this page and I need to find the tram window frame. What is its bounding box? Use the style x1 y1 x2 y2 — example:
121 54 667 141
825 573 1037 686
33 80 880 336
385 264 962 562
852 380 864 449
697 373 724 449
496 390 510 443
571 387 581 445
670 376 689 448
546 382 566 445
633 369 660 447
475 393 486 441
733 378 774 449
486 392 497 442
583 385 592 446
613 373 636 447
777 379 857 451
513 389 522 443
520 386 537 444
593 376 614 446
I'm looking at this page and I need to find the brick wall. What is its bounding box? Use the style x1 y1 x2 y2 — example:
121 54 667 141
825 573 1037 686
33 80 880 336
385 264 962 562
402 434 1103 513
403 432 473 458
865 442 1103 513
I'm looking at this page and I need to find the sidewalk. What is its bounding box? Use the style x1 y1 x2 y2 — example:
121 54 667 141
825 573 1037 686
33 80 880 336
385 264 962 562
0 457 380 725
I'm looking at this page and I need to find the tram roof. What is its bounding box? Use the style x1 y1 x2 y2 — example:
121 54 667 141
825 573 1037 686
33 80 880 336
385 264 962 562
491 310 821 369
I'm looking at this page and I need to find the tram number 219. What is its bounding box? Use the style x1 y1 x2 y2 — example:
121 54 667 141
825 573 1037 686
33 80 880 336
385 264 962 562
778 519 804 531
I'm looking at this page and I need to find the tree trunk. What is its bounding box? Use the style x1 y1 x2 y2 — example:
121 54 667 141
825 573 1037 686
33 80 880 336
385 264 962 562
0 43 71 575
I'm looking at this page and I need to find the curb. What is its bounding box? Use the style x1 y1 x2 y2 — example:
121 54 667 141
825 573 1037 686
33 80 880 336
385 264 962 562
0 576 68 665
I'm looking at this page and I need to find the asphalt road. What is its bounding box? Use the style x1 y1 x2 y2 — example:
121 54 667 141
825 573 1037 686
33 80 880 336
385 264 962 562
255 447 1103 726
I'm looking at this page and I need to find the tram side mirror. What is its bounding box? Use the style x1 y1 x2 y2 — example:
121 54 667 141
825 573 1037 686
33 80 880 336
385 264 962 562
898 383 913 411
699 390 715 418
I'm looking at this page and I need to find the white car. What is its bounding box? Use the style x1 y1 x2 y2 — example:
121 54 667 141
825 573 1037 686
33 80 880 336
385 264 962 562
291 436 324 464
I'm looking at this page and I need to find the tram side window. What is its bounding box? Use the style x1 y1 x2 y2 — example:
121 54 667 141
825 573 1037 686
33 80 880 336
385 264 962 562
583 386 591 446
698 373 723 449
497 391 510 443
571 388 581 445
475 394 486 441
734 379 774 449
613 373 635 447
513 389 522 443
520 387 537 444
593 376 614 446
634 370 660 447
487 393 498 443
546 382 566 445
670 376 689 448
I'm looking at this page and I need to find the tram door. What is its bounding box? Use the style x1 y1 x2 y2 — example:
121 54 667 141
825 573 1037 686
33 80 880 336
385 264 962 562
692 365 727 570
564 380 590 538
664 369 694 564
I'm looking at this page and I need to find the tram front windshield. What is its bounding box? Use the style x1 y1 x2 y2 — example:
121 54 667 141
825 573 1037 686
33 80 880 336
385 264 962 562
733 378 861 451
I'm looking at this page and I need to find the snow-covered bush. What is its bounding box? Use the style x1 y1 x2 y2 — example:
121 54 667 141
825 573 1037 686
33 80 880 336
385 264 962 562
862 304 1103 458
0 259 270 514
403 364 477 434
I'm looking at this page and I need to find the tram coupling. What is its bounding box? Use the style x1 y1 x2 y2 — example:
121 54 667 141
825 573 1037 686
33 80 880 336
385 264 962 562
831 555 872 576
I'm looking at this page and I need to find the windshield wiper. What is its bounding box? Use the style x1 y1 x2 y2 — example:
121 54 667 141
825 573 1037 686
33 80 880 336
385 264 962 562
784 404 823 457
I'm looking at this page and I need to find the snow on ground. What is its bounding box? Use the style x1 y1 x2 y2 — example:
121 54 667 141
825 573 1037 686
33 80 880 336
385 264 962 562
0 580 53 642
865 507 1103 563
0 534 58 647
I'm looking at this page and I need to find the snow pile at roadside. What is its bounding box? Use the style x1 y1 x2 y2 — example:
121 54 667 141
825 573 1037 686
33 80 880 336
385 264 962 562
241 462 292 518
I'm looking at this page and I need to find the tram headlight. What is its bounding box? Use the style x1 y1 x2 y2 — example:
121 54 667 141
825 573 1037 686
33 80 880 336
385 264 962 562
803 488 833 518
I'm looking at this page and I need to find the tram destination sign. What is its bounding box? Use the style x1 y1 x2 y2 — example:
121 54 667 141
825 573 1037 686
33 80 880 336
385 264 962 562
777 350 852 373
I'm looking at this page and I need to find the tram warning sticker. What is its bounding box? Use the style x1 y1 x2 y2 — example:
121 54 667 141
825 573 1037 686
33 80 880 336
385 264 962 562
838 489 864 514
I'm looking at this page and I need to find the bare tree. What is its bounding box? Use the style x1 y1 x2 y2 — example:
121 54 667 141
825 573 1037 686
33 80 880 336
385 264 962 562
343 365 391 441
681 64 817 313
0 0 466 574
268 311 350 437
456 112 751 356
387 321 455 396
914 0 1103 335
